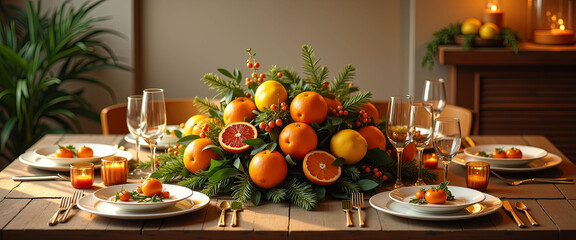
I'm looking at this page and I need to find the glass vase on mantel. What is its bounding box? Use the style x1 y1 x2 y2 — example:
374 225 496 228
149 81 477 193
530 0 574 45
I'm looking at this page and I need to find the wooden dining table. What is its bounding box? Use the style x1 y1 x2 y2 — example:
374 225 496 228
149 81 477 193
1 134 575 240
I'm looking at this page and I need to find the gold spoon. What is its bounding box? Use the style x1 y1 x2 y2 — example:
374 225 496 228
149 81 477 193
218 201 230 227
515 202 539 226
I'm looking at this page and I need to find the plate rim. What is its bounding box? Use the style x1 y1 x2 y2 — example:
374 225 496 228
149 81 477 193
92 183 193 209
19 150 132 172
453 153 562 172
388 185 486 212
370 191 502 221
463 144 548 164
33 143 119 162
78 191 209 220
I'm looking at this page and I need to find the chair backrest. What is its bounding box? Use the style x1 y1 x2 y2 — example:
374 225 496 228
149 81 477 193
100 98 204 135
369 101 474 137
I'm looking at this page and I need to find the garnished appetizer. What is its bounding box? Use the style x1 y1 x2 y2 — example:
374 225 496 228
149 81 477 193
55 145 94 158
476 147 522 159
115 178 170 202
409 181 455 204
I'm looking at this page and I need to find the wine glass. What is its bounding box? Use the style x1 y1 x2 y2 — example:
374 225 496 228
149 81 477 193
432 117 461 182
412 102 433 186
386 95 414 189
423 78 447 119
127 95 147 178
140 88 167 175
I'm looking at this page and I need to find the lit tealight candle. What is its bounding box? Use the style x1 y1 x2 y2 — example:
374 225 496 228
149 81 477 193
424 153 438 168
101 156 128 186
483 2 503 28
70 162 94 189
466 162 490 191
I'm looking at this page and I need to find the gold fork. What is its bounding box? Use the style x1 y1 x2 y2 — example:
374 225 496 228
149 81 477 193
48 197 71 226
59 191 83 223
341 200 353 227
351 192 366 227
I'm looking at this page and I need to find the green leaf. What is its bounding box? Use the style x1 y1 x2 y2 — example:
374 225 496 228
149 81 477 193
203 144 225 157
285 155 297 166
244 138 265 147
233 68 242 83
217 68 234 79
265 142 277 152
314 186 326 200
332 157 344 166
206 159 226 172
251 191 261 206
357 179 379 191
208 168 240 182
178 135 200 145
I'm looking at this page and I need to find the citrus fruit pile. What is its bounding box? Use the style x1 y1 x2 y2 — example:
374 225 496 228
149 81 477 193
151 45 429 210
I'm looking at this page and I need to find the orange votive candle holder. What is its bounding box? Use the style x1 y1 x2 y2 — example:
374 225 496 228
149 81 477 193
466 161 490 191
101 156 128 186
70 162 94 189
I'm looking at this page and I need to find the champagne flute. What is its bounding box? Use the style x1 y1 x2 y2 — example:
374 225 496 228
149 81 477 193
412 102 433 186
432 117 461 182
423 78 447 119
127 95 147 178
140 88 167 175
386 95 414 189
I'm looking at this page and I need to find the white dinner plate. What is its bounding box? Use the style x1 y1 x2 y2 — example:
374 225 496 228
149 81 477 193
389 185 485 214
19 150 132 172
370 191 502 221
452 153 562 172
78 191 209 220
464 145 548 167
92 183 193 211
124 125 181 149
33 143 119 164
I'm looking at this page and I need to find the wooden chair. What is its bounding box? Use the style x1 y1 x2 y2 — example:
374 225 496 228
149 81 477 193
370 101 474 137
100 98 205 135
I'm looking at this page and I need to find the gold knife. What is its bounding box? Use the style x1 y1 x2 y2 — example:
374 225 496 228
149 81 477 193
502 200 526 228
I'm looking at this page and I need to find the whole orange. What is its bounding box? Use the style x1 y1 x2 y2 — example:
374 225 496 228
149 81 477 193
254 80 288 111
249 150 287 189
357 125 387 150
402 142 417 162
183 138 220 173
329 129 368 165
278 122 318 159
223 97 258 124
290 91 328 124
184 115 207 136
323 96 342 113
141 178 163 197
361 102 380 123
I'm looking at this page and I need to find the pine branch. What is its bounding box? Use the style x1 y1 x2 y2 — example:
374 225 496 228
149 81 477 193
201 177 233 196
335 177 360 196
281 68 302 85
330 64 356 99
193 96 220 115
149 156 186 183
342 165 361 181
341 91 372 111
265 187 287 203
200 73 244 101
178 172 210 190
421 23 461 70
301 45 328 88
285 177 317 210
231 173 255 203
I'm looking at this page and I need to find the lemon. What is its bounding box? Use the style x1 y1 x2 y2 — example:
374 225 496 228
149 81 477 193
329 129 368 165
183 115 207 136
479 22 500 39
254 80 288 111
461 18 482 35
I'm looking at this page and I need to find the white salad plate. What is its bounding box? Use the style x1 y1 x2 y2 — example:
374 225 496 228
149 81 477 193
78 191 209 220
19 150 132 172
33 143 119 164
452 153 562 172
388 185 486 214
124 125 182 149
92 183 193 211
464 144 548 167
370 191 502 221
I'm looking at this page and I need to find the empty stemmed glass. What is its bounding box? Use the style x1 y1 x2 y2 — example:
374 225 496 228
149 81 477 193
140 88 167 175
432 117 461 182
412 102 433 186
386 95 414 189
423 78 447 119
127 95 147 178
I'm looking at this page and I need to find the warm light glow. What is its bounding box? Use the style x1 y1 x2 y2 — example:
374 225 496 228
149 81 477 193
558 18 564 25
560 25 565 30
490 4 497 12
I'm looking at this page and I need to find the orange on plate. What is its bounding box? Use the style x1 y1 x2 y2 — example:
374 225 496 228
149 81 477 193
183 138 220 173
249 150 287 189
278 122 318 159
223 97 258 124
357 125 387 150
302 150 341 186
141 178 163 197
290 91 327 124
218 122 258 154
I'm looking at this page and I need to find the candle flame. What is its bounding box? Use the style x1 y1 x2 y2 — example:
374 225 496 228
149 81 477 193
490 4 497 12
560 25 566 31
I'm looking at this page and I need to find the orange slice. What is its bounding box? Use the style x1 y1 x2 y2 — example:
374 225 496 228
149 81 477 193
218 122 258 154
302 150 341 186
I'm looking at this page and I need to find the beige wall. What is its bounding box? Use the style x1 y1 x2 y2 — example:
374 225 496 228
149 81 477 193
17 0 540 133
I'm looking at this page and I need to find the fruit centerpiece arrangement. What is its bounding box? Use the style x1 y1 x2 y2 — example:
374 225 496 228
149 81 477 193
421 17 521 70
150 45 437 210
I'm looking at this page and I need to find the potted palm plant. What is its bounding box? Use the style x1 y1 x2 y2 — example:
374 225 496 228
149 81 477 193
0 0 129 164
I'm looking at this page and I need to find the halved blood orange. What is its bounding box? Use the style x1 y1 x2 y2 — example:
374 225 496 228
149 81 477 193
218 122 258 154
302 150 341 186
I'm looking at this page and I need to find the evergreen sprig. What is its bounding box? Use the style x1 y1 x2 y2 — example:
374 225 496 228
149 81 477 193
341 91 372 111
301 45 328 90
335 176 360 196
330 64 356 100
178 171 210 190
200 73 244 102
149 156 186 183
421 23 461 70
285 177 317 210
193 96 220 115
231 173 256 203
201 177 233 197
265 188 287 203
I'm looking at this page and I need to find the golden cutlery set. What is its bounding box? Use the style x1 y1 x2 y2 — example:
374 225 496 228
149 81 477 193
502 199 539 228
48 190 84 226
342 193 366 227
218 200 243 227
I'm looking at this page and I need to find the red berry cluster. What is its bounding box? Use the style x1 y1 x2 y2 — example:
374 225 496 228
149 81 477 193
258 102 287 132
166 143 184 156
328 105 349 117
198 123 210 138
354 110 370 127
245 48 265 86
361 164 388 181
322 81 329 90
